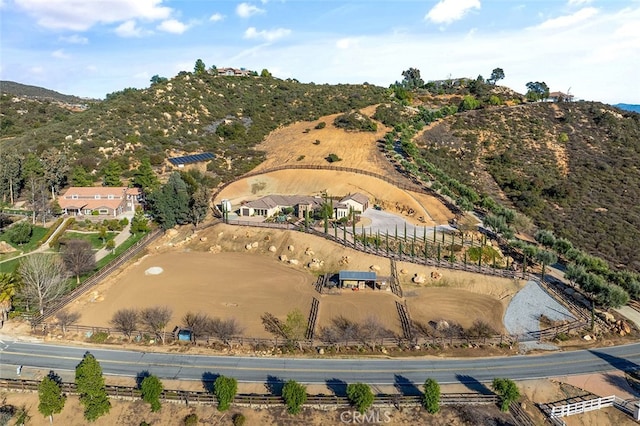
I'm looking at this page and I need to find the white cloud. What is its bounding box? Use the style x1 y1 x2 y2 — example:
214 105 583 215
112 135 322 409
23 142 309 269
535 7 599 30
425 0 481 24
59 34 88 44
236 3 265 18
244 27 291 42
209 13 224 22
157 19 188 34
52 49 70 59
115 20 143 37
30 66 44 74
336 38 359 49
568 0 593 5
14 0 172 31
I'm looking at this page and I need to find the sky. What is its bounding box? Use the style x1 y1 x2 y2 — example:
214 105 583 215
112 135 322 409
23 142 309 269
1 0 639 104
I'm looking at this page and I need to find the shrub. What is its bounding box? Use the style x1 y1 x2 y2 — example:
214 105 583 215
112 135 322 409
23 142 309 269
88 331 109 344
183 413 198 426
346 383 374 414
326 153 342 163
282 380 307 415
213 376 237 411
7 222 32 245
141 375 163 412
232 413 246 426
492 378 520 412
422 378 440 413
315 121 326 129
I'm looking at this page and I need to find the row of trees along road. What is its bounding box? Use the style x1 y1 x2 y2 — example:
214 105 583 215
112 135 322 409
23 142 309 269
34 350 521 423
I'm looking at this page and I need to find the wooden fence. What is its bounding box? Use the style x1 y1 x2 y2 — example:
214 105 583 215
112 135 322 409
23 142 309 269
30 228 163 327
0 378 499 407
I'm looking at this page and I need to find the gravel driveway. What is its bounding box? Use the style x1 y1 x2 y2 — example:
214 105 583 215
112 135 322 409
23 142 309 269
504 280 575 342
360 209 455 236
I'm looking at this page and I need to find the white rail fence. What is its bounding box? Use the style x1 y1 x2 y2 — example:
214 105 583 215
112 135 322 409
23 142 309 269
550 395 639 420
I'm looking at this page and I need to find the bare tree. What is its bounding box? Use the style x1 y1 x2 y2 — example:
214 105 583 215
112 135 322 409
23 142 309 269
18 254 67 315
261 312 287 339
61 239 96 284
182 311 211 344
140 306 173 344
465 320 497 343
208 317 243 347
55 310 81 335
110 308 139 339
359 315 394 349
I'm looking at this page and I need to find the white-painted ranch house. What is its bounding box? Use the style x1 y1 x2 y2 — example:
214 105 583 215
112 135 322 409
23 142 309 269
239 193 369 219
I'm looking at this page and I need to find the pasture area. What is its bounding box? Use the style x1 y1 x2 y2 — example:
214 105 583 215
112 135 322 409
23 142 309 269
69 252 315 339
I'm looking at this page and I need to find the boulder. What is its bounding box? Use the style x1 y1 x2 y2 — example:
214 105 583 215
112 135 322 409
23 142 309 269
288 245 295 252
268 245 277 252
279 254 288 262
289 259 299 265
251 241 259 248
318 348 325 355
209 245 222 253
623 321 631 334
583 335 592 341
400 268 408 275
430 271 443 281
200 237 208 242
412 274 426 284
245 244 252 250
436 320 450 331
305 248 315 256
370 265 381 272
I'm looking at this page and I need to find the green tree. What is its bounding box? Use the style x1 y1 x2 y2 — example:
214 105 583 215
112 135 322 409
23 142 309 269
460 95 481 111
75 352 111 421
284 308 307 344
140 374 163 412
525 81 549 101
194 59 206 75
0 147 22 204
260 69 272 78
38 372 66 424
422 378 440 414
102 161 123 187
132 158 159 191
400 68 424 89
130 207 149 234
150 75 168 85
488 67 505 85
147 172 190 229
535 250 558 283
7 221 32 245
0 272 19 322
492 378 520 412
213 375 237 411
70 166 93 187
534 229 556 248
282 380 307 415
41 148 68 199
346 383 374 414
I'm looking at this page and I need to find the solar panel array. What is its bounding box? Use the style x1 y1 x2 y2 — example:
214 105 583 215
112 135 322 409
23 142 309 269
168 152 215 165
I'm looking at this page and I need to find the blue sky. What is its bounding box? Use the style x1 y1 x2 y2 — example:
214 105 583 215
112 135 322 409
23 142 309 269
1 0 639 103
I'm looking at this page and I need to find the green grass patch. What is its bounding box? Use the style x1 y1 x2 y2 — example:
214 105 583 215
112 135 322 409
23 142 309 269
466 245 502 264
0 257 21 274
0 225 48 252
64 231 117 249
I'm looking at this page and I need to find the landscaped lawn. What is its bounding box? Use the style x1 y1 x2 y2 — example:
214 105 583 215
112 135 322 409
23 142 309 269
0 224 48 252
64 231 117 249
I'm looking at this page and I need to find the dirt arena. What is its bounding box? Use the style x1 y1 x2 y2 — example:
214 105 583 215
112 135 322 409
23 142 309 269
69 252 315 339
67 225 522 341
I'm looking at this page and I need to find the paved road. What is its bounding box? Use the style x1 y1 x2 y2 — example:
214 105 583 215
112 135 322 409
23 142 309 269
1 340 639 385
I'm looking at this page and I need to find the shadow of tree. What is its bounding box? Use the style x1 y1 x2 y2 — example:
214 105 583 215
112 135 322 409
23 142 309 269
455 374 492 394
603 372 640 397
265 375 285 396
394 374 422 396
135 370 150 389
201 371 220 393
326 378 348 397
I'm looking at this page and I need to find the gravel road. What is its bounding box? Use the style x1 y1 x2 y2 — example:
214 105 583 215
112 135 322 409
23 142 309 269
504 280 575 341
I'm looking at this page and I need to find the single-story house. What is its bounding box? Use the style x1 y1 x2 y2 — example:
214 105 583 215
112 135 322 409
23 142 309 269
217 67 253 77
239 193 369 219
58 187 140 217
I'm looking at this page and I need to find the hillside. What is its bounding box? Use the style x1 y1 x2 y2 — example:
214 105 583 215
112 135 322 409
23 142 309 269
0 75 387 182
0 80 88 103
414 102 640 272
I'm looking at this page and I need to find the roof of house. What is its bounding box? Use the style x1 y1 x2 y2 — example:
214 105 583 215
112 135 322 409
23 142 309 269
60 187 129 198
243 195 323 210
340 193 369 206
339 270 377 281
168 152 215 166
